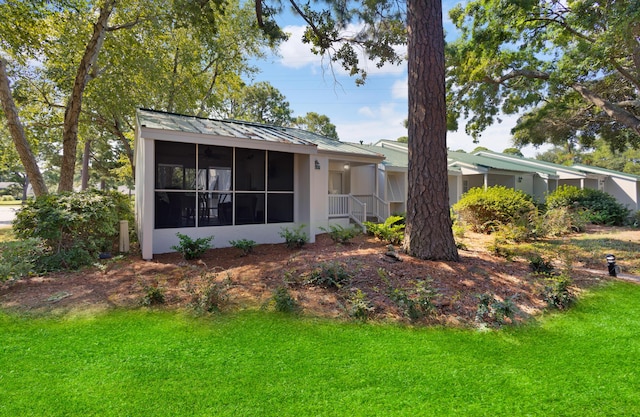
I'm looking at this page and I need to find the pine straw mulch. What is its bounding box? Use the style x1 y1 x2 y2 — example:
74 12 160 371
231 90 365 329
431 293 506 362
0 229 618 327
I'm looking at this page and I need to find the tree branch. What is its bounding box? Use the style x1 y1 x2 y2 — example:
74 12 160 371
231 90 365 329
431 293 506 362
573 83 640 135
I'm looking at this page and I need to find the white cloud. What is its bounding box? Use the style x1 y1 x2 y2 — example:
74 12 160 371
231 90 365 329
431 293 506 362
278 25 407 77
391 77 408 99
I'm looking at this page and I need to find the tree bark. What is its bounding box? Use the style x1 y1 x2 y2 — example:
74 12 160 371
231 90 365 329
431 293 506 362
0 58 48 197
81 139 91 190
58 0 115 192
403 0 459 261
572 83 640 136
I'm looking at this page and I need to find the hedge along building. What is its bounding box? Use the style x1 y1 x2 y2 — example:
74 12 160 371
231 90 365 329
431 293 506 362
134 109 385 260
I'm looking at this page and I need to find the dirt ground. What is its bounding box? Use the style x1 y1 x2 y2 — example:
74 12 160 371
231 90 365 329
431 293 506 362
1 227 634 326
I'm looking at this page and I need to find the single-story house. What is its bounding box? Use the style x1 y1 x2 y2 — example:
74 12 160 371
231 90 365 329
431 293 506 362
134 109 386 259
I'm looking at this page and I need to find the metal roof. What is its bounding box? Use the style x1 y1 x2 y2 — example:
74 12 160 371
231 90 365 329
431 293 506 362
449 151 556 175
137 109 383 159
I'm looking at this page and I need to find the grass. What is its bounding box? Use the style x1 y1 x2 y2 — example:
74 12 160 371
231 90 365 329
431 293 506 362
0 228 14 243
514 229 640 274
1 281 640 416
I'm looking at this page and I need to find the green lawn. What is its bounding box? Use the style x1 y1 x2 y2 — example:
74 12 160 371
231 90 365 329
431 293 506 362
1 281 639 416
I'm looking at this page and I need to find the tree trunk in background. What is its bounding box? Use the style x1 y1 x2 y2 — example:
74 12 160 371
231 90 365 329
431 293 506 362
403 0 459 261
81 139 91 190
0 58 48 197
58 0 115 192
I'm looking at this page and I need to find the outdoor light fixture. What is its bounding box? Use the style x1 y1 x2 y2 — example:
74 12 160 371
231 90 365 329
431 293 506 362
343 163 350 170
606 254 618 277
517 176 523 183
314 160 320 170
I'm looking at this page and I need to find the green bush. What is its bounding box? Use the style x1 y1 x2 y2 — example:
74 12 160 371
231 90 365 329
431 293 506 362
453 186 537 234
348 289 374 321
279 225 309 249
320 224 361 244
267 286 300 314
0 238 46 281
184 271 230 313
475 293 518 326
12 190 133 272
386 279 439 321
307 261 352 289
364 215 405 245
546 185 629 226
172 233 214 260
229 239 256 256
541 274 574 310
140 281 166 306
539 206 588 236
529 255 555 275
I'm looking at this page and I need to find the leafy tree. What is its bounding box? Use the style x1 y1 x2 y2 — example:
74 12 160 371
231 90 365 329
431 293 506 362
292 112 339 139
217 81 293 126
256 0 458 260
503 148 524 157
396 136 408 143
447 0 640 151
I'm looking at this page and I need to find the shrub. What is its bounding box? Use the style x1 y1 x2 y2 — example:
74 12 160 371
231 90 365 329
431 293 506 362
386 279 439 321
184 271 230 313
320 224 361 244
229 239 256 256
529 255 555 275
140 281 166 306
279 225 309 249
267 286 300 314
475 293 518 326
452 186 536 234
542 274 574 310
364 215 405 245
0 238 46 281
307 261 352 288
539 206 588 236
172 233 214 260
348 289 374 321
12 190 133 271
546 185 629 226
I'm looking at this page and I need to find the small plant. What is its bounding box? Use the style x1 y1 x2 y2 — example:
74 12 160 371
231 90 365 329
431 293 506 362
0 237 46 281
542 274 575 310
140 281 166 306
185 271 230 313
320 224 360 244
529 255 555 275
475 293 518 326
486 236 515 260
386 279 439 321
307 261 352 289
172 233 214 260
348 289 374 321
364 215 405 245
268 286 300 314
279 225 309 249
229 239 256 256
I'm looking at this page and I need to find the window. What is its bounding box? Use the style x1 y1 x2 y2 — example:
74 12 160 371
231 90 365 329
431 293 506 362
154 141 294 229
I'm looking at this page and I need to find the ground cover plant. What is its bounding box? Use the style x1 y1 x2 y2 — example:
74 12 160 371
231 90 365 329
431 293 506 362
1 281 640 416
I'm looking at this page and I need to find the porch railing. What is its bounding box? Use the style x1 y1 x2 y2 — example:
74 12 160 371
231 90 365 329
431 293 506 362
328 194 389 230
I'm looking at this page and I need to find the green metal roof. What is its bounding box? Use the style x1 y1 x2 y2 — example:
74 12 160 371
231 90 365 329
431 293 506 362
137 109 382 159
572 164 640 181
355 144 408 168
475 150 584 176
448 151 555 175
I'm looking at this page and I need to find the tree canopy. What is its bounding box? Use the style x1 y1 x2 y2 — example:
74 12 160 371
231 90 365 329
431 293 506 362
447 0 640 152
292 112 339 139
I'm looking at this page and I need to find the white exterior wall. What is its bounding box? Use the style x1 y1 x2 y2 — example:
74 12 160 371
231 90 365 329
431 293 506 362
351 165 376 195
136 137 156 260
533 176 550 202
310 155 330 237
603 177 640 211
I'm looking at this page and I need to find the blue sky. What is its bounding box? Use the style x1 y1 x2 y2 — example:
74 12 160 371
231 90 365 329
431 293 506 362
248 3 549 158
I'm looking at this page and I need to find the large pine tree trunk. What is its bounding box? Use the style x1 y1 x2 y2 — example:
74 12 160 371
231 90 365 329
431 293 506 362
0 58 48 197
403 0 459 261
58 0 115 192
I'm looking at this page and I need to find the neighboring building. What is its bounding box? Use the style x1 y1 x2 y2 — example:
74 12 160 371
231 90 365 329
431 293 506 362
134 109 385 259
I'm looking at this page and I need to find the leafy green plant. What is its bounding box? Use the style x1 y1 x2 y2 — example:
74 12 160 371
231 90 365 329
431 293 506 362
364 215 405 245
542 274 575 310
12 190 133 271
529 255 555 275
539 206 588 236
0 238 46 281
307 261 352 289
267 286 300 314
140 281 166 306
546 185 629 226
229 239 256 256
184 271 230 313
279 225 309 249
486 236 515 260
453 186 536 234
348 289 374 321
172 233 214 260
475 293 518 326
320 224 361 244
387 279 439 321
